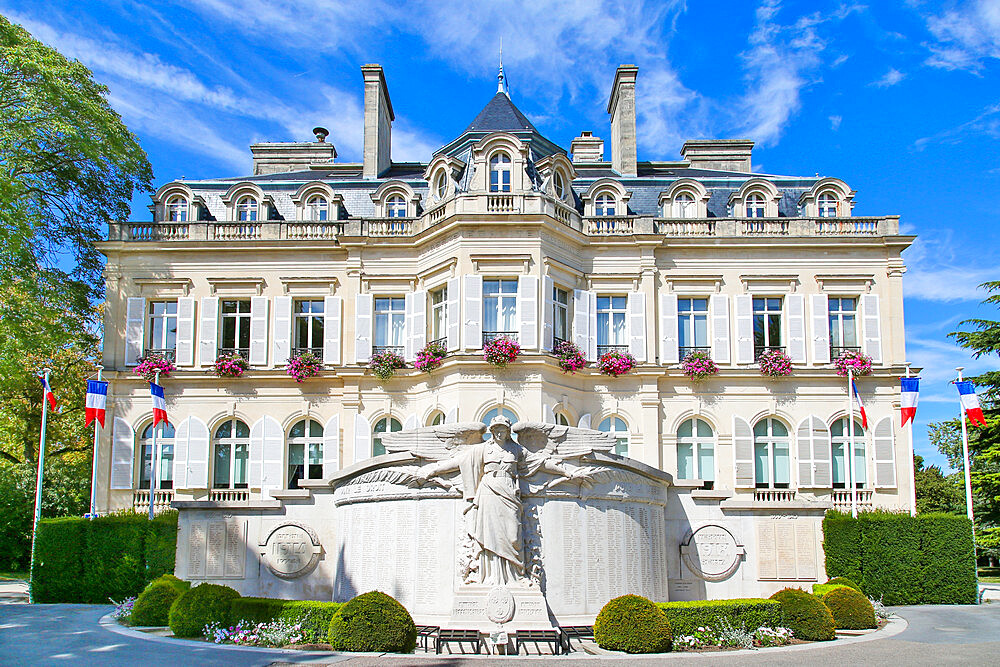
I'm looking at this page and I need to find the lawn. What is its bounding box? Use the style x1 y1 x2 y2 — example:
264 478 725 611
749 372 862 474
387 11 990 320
978 567 1000 584
0 572 28 581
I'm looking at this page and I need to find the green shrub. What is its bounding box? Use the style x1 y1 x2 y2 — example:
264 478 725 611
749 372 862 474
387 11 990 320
145 511 179 579
769 588 835 641
30 517 87 603
328 591 416 653
917 513 978 604
825 577 861 591
84 513 149 603
147 573 189 594
168 583 240 638
858 511 920 605
821 586 876 630
812 583 852 597
132 581 183 627
231 598 343 643
594 595 672 654
655 599 781 636
822 511 862 583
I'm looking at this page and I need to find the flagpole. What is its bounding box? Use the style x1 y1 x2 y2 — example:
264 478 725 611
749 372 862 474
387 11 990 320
848 367 857 518
956 368 975 527
148 370 160 521
88 366 103 518
905 364 917 516
28 368 51 604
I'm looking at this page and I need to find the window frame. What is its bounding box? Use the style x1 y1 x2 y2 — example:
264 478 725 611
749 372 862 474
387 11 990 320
595 192 617 217
212 418 250 490
287 418 324 489
429 286 447 344
373 296 406 354
219 299 252 357
596 294 628 354
599 416 629 457
306 194 329 221
828 296 859 357
373 416 402 456
830 417 867 489
386 194 407 218
745 192 766 218
147 300 178 355
818 192 838 218
752 296 784 356
482 278 518 341
672 192 696 219
753 418 791 489
489 152 512 193
676 418 715 485
138 422 175 490
435 171 448 200
237 195 259 222
293 299 325 357
678 297 709 357
166 196 188 222
552 286 570 345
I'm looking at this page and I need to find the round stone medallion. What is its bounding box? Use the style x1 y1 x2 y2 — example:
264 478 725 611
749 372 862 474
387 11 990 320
259 521 322 579
486 586 515 624
681 524 744 581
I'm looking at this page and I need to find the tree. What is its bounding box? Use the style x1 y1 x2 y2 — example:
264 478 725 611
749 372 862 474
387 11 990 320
913 454 965 515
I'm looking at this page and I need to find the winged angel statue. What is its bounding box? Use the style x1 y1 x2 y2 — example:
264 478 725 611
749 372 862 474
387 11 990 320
379 415 618 586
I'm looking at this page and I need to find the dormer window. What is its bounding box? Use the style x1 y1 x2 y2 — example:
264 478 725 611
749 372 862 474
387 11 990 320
490 152 512 193
595 192 617 216
745 193 766 218
435 171 448 200
553 171 566 199
818 192 837 217
306 195 328 221
387 195 407 218
674 192 696 219
166 196 188 222
237 196 258 222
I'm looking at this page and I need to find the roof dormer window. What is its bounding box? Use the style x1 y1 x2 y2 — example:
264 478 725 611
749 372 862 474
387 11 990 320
166 196 188 222
435 171 448 200
818 192 837 218
237 196 258 222
674 192 696 219
387 195 407 218
745 193 766 218
553 171 566 199
306 195 328 221
595 192 617 216
490 152 512 193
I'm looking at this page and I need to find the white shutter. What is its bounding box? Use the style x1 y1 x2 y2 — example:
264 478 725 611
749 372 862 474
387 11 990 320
446 277 461 351
587 291 598 362
463 275 483 350
125 297 145 366
403 293 414 361
659 294 678 364
259 416 283 497
355 294 373 363
185 416 210 489
626 291 646 363
354 413 371 462
711 294 730 364
811 294 830 365
445 406 458 424
249 296 269 366
813 417 832 487
796 416 830 488
873 416 896 488
324 296 342 365
734 295 754 364
403 414 418 431
175 297 195 366
542 276 555 352
249 417 264 488
323 414 340 477
578 413 592 429
273 296 292 365
518 276 539 350
573 289 590 361
860 294 883 364
110 417 134 489
786 294 806 364
733 416 754 488
408 290 427 361
199 297 219 366
543 404 556 424
173 417 190 489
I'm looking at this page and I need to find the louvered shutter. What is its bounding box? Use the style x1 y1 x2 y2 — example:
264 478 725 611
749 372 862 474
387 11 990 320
175 297 195 366
125 297 145 366
734 295 754 364
446 277 461 351
813 418 832 487
811 294 830 364
324 296 342 365
249 296 269 365
518 276 539 350
573 289 591 361
627 291 646 363
578 413 592 429
355 294 373 363
463 275 483 350
173 417 190 489
110 417 134 489
323 414 340 477
542 277 555 352
186 417 210 489
786 294 806 363
659 294 678 364
199 297 219 366
587 291 597 362
796 416 830 488
543 404 556 424
403 293 414 361
354 413 371 462
860 294 883 364
711 294 730 364
873 416 896 488
250 416 282 497
409 290 427 362
249 417 264 488
273 296 292 365
733 416 754 488
445 406 458 424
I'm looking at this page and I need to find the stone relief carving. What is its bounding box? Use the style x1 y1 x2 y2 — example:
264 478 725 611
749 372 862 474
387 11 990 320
680 524 745 582
259 521 322 579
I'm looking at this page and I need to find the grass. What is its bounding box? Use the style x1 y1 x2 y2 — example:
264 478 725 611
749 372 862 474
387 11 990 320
0 571 28 581
977 567 1000 583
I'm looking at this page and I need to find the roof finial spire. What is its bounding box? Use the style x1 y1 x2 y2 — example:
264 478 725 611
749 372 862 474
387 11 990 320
497 37 508 97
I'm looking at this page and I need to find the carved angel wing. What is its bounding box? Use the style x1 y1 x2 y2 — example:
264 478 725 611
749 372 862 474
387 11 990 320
380 422 487 460
512 421 616 458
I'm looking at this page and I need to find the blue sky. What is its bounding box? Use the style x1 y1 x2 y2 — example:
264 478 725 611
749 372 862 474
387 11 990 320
4 0 999 470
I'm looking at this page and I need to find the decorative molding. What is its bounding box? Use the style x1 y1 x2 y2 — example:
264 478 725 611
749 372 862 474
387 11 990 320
814 274 875 293
279 276 340 295
587 273 642 291
360 275 417 293
471 254 532 275
417 257 458 287
207 277 265 296
663 274 725 294
739 274 799 293
133 277 192 296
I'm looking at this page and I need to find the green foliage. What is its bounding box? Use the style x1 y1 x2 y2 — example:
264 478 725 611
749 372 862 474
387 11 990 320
168 583 241 638
655 599 781 637
825 577 861 591
769 588 836 641
594 595 673 654
820 586 876 630
812 583 852 597
84 513 148 602
30 516 86 603
145 512 180 580
858 511 921 605
327 591 416 653
821 511 862 583
230 598 343 643
131 581 184 627
918 513 979 604
914 455 965 516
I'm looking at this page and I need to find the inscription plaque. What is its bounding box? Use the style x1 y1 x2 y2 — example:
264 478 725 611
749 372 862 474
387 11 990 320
681 524 744 581
188 519 244 579
756 519 818 581
188 521 206 579
206 521 226 577
260 522 321 579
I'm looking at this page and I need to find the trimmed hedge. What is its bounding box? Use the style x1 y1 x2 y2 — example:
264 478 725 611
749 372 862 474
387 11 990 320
822 512 862 583
131 575 190 627
168 583 240 638
918 513 978 604
769 588 836 641
859 512 921 604
825 577 861 591
656 599 782 636
230 598 343 643
328 591 416 653
812 583 853 597
30 517 87 603
821 586 876 630
595 595 673 654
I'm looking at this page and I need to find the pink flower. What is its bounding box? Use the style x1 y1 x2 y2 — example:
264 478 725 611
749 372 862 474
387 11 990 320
483 336 521 367
553 340 586 373
833 350 873 377
370 349 406 381
134 355 175 382
758 349 793 377
681 351 718 380
286 352 323 382
211 352 249 378
414 341 447 373
598 350 636 376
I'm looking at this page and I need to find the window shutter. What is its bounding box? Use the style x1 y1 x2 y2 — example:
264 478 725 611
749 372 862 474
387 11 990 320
408 290 427 362
403 414 418 431
796 416 830 488
173 417 190 489
273 296 292 366
323 414 340 477
627 291 647 363
659 294 678 364
354 413 371 462
786 294 806 363
587 291 598 362
518 276 539 350
249 296 269 366
446 277 461 351
355 294 373 363
711 294 730 364
733 416 754 488
813 417 832 487
860 294 883 364
445 406 458 424
573 289 591 361
542 276 555 352
578 413 592 429
324 296 342 365
110 417 134 489
463 275 483 350
734 295 754 364
199 297 219 366
403 293 413 361
249 417 264 488
796 417 814 488
873 416 896 488
175 297 196 366
250 416 282 498
185 416 210 489
811 294 830 365
125 297 145 366
543 404 556 424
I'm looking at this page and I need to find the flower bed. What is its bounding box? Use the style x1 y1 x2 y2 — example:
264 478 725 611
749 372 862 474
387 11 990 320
286 351 322 382
134 355 175 382
553 340 586 373
757 349 792 377
414 341 447 373
833 349 872 377
598 350 636 377
204 620 304 647
681 350 718 380
211 352 249 378
370 349 406 381
483 336 520 368
674 622 794 650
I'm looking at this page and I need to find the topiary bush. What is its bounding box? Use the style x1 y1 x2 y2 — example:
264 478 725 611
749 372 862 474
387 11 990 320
812 583 853 597
825 576 861 592
327 591 416 653
168 583 241 638
594 595 673 653
822 511 862 584
821 586 876 630
656 599 782 637
132 581 183 627
769 588 835 641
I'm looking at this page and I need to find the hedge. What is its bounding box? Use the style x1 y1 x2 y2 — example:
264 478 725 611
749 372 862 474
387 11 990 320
328 591 417 653
917 513 978 605
31 510 178 603
655 599 782 636
812 583 853 597
820 586 876 630
169 583 240 638
769 588 836 641
595 595 672 653
230 598 343 643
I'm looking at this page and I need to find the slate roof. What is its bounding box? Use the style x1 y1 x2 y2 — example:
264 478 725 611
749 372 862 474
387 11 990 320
463 92 539 133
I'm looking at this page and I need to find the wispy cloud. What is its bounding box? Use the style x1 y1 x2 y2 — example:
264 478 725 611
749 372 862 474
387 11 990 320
829 115 842 130
923 0 1000 72
914 101 1000 150
903 233 998 302
872 67 906 87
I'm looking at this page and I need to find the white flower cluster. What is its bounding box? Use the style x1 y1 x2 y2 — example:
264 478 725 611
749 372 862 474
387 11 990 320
675 622 794 651
202 619 304 647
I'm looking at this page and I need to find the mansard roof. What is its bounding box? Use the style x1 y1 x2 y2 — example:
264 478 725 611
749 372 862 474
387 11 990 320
463 92 538 133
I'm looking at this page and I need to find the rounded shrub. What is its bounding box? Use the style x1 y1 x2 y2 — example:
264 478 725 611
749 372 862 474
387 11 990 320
826 576 862 592
594 594 673 654
132 581 183 627
168 583 240 638
822 586 876 630
769 588 835 641
327 591 416 653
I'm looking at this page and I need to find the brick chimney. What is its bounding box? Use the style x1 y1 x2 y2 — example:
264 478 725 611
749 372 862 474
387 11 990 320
607 65 638 177
361 64 394 179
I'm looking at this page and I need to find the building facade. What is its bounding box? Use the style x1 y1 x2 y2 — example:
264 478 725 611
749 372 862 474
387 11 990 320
95 64 914 604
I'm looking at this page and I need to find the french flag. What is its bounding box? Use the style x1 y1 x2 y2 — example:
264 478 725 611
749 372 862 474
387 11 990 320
39 375 57 411
150 381 169 427
85 380 108 428
852 379 868 429
900 377 919 427
956 381 987 427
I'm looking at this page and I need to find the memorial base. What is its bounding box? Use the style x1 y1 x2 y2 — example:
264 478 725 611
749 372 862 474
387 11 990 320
449 584 555 633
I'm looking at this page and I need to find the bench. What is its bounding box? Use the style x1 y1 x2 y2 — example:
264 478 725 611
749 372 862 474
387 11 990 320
435 628 483 654
514 629 562 655
559 625 594 652
415 625 439 652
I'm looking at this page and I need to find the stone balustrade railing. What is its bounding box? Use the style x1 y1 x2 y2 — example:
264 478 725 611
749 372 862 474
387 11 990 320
132 489 174 511
209 489 251 503
832 489 874 511
754 489 797 503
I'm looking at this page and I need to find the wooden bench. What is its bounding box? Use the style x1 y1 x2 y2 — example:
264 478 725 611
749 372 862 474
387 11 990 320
435 628 483 654
415 625 439 652
514 629 562 655
559 625 594 652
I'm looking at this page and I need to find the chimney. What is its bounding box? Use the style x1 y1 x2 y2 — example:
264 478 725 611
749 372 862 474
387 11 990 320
607 65 638 177
570 131 604 163
680 140 754 173
361 64 394 179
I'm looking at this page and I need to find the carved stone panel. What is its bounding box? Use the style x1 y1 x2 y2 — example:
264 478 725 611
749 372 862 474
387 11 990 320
187 519 245 580
756 518 818 581
681 524 744 581
259 521 322 579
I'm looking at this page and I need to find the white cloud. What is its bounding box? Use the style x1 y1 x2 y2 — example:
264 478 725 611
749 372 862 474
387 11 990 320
924 0 1000 71
914 101 1000 150
903 234 997 302
829 115 842 130
872 67 906 87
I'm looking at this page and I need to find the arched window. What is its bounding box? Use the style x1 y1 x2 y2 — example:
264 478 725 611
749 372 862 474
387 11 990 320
428 411 445 427
435 171 448 200
818 192 838 218
831 418 866 488
237 196 258 222
288 418 323 489
745 193 766 218
139 422 175 489
673 192 696 219
753 418 790 488
386 194 407 218
556 413 570 426
489 152 512 193
599 416 629 457
166 196 188 222
595 192 617 216
213 418 250 489
373 416 402 456
677 418 714 484
553 171 566 199
306 195 328 221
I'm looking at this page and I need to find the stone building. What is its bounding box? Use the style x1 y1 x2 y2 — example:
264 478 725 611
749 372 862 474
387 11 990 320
94 63 914 606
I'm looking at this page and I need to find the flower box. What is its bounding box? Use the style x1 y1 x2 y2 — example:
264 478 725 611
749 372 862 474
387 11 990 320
598 350 636 377
833 349 873 377
414 341 447 373
286 351 322 382
134 354 175 382
211 352 249 378
553 340 586 374
370 349 406 381
483 336 521 368
758 349 792 377
681 350 719 381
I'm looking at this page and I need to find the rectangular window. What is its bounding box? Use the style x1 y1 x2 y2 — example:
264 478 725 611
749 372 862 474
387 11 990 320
294 299 325 357
139 443 173 490
752 296 783 356
596 295 627 355
147 301 178 357
483 279 518 343
374 297 405 353
829 297 859 357
220 299 251 357
553 286 569 345
430 287 447 344
678 297 709 357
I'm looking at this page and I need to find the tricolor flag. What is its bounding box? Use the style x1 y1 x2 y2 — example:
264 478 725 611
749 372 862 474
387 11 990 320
852 379 868 429
150 381 168 427
956 381 987 426
39 375 57 411
900 377 919 427
85 380 108 428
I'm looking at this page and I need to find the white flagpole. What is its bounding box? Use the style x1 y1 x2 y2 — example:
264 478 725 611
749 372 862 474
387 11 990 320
148 370 160 521
956 368 976 527
28 368 51 604
88 366 103 518
848 367 857 518
905 364 917 516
